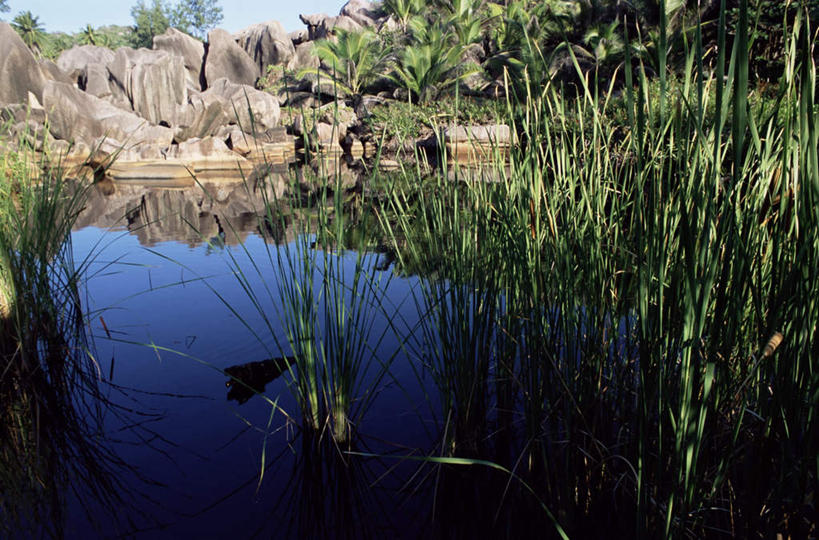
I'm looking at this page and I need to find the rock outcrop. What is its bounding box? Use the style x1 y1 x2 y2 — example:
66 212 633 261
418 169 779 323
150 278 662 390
42 80 174 147
443 124 512 163
56 45 116 79
234 20 295 76
107 48 188 125
204 29 258 88
152 28 206 92
195 78 280 134
339 0 383 27
0 23 48 106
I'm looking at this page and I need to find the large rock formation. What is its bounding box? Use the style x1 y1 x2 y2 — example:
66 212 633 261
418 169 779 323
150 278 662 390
291 42 320 71
195 78 280 134
152 28 205 91
300 13 363 40
339 0 383 27
107 48 188 125
234 20 295 77
204 29 258 88
42 80 174 147
0 23 48 105
299 13 331 41
56 45 116 79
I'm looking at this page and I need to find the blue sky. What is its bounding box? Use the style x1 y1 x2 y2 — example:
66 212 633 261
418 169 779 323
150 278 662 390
3 0 348 34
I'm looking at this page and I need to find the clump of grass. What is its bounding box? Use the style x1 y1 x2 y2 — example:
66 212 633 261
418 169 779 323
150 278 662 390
0 129 134 536
375 0 818 536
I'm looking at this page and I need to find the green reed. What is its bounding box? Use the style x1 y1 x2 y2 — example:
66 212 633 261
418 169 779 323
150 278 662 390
0 130 130 536
377 0 817 535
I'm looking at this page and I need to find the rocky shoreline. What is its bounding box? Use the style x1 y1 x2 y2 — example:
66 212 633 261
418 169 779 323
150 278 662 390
0 0 510 187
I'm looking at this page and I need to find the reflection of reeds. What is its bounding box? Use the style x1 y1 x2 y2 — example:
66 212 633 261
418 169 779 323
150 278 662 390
0 139 131 536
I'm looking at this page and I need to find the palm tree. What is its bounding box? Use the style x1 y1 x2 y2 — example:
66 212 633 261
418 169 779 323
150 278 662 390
311 29 388 97
11 11 46 53
382 0 425 30
389 18 478 103
79 24 107 46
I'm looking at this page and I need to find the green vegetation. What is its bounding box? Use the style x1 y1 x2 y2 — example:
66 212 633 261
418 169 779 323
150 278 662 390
130 0 222 47
11 11 46 54
0 129 131 536
240 0 818 536
312 29 389 97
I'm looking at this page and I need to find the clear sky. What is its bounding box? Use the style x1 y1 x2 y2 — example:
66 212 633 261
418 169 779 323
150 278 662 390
3 0 349 34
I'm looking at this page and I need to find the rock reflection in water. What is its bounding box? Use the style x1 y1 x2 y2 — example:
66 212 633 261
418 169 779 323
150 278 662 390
74 171 296 247
224 356 296 404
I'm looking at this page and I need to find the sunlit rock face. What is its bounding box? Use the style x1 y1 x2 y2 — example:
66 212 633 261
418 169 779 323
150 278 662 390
204 29 258 88
152 28 206 92
234 20 295 77
0 23 48 106
107 48 188 126
42 80 174 146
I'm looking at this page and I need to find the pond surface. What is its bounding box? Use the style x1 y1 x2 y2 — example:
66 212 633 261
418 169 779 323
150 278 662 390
65 179 450 538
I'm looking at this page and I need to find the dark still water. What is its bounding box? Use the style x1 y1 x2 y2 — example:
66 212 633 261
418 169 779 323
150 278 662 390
64 180 447 538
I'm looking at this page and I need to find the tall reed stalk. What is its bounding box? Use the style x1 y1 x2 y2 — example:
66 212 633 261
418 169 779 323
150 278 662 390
377 0 818 534
0 131 130 537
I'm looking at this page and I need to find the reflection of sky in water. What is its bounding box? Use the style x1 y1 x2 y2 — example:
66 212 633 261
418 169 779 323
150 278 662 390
68 213 436 538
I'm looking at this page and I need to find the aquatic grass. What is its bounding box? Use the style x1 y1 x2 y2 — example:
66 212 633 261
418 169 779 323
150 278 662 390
0 130 140 537
375 0 817 535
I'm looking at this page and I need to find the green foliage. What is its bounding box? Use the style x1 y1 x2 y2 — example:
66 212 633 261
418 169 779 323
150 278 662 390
382 0 425 29
0 0 8 15
170 0 223 39
11 11 46 53
389 17 478 103
79 24 107 46
39 32 78 60
312 29 389 96
130 0 171 48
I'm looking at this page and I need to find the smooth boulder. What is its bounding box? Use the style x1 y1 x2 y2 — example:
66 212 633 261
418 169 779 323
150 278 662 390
234 20 295 77
0 22 48 105
56 45 116 79
107 48 188 126
42 80 174 146
196 78 280 134
204 29 258 88
152 28 206 91
339 0 383 27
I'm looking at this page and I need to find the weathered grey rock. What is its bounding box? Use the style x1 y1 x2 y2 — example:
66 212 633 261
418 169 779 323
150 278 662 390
0 23 48 105
195 78 280 134
353 94 384 120
234 20 295 76
152 28 206 92
461 45 488 94
79 63 112 98
319 103 357 139
204 29 258 88
300 13 332 40
445 124 511 144
339 0 383 27
167 136 244 164
56 45 116 79
173 94 228 141
443 124 512 163
378 16 400 33
107 47 188 125
38 59 74 85
42 80 174 146
290 42 320 71
329 15 363 35
289 29 308 45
